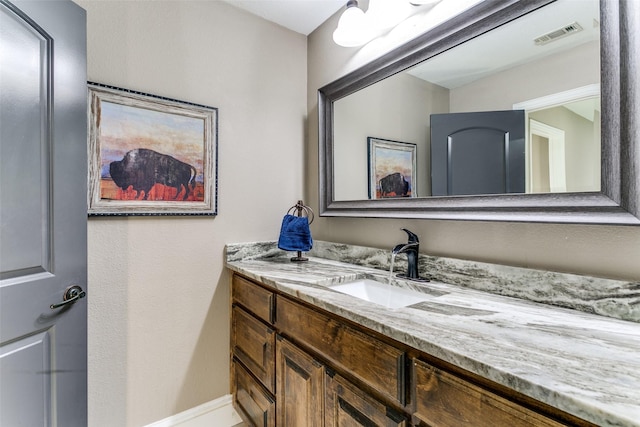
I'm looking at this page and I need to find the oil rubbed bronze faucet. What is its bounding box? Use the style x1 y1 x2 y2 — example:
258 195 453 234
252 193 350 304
392 228 430 282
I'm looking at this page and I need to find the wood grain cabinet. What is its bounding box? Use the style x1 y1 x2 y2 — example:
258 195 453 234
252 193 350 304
230 273 594 427
232 274 275 324
276 337 324 426
232 360 275 427
276 296 406 407
231 275 277 425
325 371 409 427
411 358 566 427
231 305 276 393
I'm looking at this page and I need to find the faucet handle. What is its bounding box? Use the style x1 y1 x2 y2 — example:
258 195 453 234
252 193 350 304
401 228 419 243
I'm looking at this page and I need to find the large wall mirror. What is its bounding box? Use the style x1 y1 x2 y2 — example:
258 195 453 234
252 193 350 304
319 0 639 224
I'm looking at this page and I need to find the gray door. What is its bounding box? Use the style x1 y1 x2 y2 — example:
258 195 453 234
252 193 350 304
431 110 525 196
0 0 87 425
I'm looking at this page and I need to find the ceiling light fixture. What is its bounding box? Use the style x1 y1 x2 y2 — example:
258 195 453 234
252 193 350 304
333 0 374 47
367 0 413 32
333 0 444 48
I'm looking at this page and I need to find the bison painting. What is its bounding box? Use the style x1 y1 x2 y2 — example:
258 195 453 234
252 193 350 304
109 148 197 200
379 172 410 198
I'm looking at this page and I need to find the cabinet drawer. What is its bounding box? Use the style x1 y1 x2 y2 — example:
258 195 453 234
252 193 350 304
233 274 274 324
412 359 566 427
276 296 406 406
232 306 276 393
232 360 275 427
326 371 409 427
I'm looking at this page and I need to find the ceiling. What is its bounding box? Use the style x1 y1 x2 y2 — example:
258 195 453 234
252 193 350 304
221 0 600 95
221 0 345 36
408 0 600 89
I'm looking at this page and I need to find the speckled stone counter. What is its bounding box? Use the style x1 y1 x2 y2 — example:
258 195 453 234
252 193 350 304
226 241 640 427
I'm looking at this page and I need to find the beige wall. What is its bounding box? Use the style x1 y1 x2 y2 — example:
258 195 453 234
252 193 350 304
307 6 640 282
75 1 306 425
529 106 600 192
334 74 449 199
450 41 600 112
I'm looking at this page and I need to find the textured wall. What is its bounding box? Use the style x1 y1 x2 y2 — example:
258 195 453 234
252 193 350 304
74 1 306 425
334 74 449 199
306 3 640 282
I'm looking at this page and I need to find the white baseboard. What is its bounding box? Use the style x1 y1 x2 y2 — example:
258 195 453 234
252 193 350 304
144 394 243 427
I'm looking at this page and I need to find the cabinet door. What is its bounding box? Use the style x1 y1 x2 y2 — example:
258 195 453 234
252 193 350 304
276 337 324 427
232 306 276 393
412 359 566 427
326 372 408 427
232 360 275 427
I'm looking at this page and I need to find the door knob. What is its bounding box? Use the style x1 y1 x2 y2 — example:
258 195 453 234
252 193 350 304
50 285 86 309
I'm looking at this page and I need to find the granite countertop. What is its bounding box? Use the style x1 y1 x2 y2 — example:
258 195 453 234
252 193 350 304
225 242 640 427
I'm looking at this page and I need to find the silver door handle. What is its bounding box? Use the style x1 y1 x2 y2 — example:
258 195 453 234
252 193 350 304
50 285 86 309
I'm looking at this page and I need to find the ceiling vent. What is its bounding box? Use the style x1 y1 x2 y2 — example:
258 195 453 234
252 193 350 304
534 22 583 46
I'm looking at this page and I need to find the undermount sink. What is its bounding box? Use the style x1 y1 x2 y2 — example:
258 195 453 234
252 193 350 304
329 279 430 309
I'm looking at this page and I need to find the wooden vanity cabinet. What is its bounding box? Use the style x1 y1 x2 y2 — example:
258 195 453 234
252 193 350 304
233 274 275 324
231 275 277 426
325 371 409 427
230 273 594 427
275 296 406 407
231 360 276 427
231 305 276 393
231 273 406 427
276 336 324 426
411 359 565 427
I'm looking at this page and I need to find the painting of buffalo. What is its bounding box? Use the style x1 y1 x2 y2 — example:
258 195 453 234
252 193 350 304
368 137 416 199
379 172 410 197
87 82 218 215
109 149 197 201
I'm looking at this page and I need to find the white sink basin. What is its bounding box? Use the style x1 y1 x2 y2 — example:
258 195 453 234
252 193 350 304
329 279 430 309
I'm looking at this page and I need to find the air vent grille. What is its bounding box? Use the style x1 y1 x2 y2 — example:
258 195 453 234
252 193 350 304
534 22 583 46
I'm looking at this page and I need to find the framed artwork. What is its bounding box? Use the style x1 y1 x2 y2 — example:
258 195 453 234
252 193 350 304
87 82 218 216
368 137 417 199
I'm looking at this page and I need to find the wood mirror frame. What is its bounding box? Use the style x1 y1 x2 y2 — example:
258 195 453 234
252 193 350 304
318 0 639 225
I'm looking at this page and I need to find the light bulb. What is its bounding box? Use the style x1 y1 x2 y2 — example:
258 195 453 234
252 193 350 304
333 1 374 47
408 0 442 5
367 0 413 32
